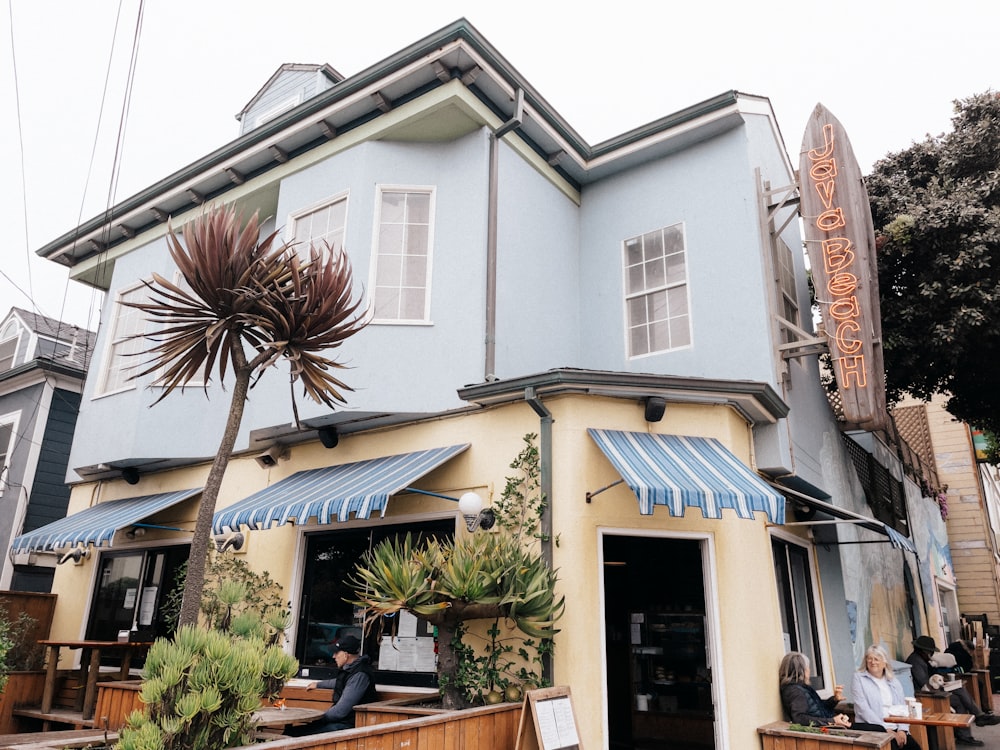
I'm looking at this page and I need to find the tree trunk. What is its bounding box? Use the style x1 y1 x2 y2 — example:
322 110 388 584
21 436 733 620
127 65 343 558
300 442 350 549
176 351 255 628
428 602 505 710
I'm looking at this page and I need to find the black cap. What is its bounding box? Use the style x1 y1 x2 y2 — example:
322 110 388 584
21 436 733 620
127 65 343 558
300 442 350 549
331 635 362 655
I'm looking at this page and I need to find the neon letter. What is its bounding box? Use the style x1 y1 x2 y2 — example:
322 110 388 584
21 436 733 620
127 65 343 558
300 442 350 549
814 179 836 210
829 296 860 321
817 208 845 231
827 272 858 297
837 356 867 388
822 238 855 273
835 320 862 355
810 158 838 182
808 123 835 160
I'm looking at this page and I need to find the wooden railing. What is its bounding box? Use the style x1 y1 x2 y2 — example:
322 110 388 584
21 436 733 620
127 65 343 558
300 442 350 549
229 702 522 750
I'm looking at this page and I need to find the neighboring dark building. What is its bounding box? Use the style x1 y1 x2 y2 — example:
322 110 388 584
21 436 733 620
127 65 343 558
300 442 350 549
0 307 95 591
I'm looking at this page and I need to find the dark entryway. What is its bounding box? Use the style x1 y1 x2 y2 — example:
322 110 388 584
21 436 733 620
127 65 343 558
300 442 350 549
604 535 715 750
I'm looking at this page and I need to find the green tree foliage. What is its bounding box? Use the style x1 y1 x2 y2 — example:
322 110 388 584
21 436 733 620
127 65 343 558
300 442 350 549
867 91 1000 438
349 434 563 709
161 554 289 641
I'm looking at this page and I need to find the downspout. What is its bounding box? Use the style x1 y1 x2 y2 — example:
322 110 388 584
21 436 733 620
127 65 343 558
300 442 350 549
485 88 524 381
524 386 553 684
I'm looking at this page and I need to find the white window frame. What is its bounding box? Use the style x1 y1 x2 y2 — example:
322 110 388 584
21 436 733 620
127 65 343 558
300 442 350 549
770 529 834 689
150 271 206 390
622 222 691 358
96 282 150 397
253 95 302 129
368 185 435 325
0 320 23 371
286 192 349 259
0 411 20 498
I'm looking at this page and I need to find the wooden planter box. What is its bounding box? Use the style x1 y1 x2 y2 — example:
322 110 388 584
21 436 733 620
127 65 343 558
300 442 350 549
234 700 522 750
758 721 893 750
0 671 47 733
93 680 144 730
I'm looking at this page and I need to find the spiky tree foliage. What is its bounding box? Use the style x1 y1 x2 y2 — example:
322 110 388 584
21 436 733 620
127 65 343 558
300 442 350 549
115 624 298 750
349 434 563 709
128 205 367 627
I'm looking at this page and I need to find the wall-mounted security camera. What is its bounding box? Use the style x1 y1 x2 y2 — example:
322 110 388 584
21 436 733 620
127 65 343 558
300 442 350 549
254 443 289 469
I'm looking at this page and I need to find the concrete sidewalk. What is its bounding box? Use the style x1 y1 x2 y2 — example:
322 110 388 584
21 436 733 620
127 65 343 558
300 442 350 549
963 692 1000 746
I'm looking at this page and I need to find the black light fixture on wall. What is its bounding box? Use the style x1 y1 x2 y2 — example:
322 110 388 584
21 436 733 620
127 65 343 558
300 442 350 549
317 426 339 449
644 396 667 423
121 467 141 485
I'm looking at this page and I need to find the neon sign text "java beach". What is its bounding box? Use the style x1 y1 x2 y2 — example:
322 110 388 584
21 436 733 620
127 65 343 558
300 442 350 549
806 123 866 389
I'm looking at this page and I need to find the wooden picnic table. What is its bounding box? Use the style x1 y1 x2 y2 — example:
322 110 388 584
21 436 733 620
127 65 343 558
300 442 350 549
38 640 152 721
884 712 974 750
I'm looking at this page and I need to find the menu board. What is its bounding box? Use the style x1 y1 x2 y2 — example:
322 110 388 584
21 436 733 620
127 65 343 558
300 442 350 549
515 686 582 750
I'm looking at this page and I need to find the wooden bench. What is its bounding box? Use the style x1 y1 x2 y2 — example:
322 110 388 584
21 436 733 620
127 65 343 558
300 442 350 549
0 728 116 750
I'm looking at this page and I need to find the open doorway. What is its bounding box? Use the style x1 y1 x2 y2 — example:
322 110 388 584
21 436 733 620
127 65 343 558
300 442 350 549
604 535 715 750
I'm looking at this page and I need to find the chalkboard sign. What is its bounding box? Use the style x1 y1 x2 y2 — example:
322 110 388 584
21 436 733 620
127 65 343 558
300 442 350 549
515 686 582 750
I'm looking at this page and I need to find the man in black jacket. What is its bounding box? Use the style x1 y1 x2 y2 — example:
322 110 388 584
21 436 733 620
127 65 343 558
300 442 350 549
906 635 998 747
289 635 379 735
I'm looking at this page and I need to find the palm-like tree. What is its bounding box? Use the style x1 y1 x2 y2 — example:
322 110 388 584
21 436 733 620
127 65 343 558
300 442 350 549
128 205 367 627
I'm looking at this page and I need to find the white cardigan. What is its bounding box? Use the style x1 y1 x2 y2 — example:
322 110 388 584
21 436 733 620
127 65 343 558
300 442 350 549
851 669 910 731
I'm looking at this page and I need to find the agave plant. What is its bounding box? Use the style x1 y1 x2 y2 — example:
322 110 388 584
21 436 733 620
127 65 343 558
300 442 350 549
126 205 368 627
350 435 564 709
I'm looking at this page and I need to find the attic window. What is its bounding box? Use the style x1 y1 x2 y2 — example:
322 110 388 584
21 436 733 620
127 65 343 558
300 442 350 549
253 95 302 129
0 321 20 371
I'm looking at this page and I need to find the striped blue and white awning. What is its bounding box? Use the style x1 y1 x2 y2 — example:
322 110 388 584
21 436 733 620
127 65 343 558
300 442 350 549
10 488 202 553
587 429 785 523
213 444 470 533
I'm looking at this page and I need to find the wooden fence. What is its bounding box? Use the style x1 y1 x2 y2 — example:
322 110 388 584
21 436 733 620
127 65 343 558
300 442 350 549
230 702 522 750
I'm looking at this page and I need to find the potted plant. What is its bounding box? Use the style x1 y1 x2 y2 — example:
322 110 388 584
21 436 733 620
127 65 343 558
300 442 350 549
350 434 564 710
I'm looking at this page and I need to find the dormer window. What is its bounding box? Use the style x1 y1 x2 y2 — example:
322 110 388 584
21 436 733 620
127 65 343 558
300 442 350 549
0 320 21 372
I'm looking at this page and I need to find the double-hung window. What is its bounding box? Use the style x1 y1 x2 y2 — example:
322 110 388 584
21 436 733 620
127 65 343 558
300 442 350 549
288 194 348 259
624 223 690 356
97 284 148 396
0 413 18 497
371 187 433 323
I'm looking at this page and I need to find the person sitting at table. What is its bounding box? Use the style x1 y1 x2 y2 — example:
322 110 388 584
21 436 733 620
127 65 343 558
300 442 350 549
778 651 851 728
851 644 921 750
907 635 997 747
779 651 860 729
945 640 975 675
286 635 378 735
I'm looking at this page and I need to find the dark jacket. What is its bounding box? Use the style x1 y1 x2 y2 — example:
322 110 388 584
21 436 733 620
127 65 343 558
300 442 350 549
316 655 378 727
780 682 840 726
905 650 932 691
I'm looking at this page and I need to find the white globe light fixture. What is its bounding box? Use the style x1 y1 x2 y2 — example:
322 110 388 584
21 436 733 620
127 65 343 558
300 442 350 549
458 491 496 532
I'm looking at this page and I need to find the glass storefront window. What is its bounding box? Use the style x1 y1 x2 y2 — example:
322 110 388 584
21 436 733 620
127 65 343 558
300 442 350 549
297 519 453 684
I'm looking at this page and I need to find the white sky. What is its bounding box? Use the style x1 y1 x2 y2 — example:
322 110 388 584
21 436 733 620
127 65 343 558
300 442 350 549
1 0 996 332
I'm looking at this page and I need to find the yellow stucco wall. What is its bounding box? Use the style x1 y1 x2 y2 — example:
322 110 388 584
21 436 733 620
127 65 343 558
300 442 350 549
49 394 792 748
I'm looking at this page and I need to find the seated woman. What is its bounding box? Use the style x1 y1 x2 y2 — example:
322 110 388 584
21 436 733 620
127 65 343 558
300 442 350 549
851 644 921 750
779 651 851 727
